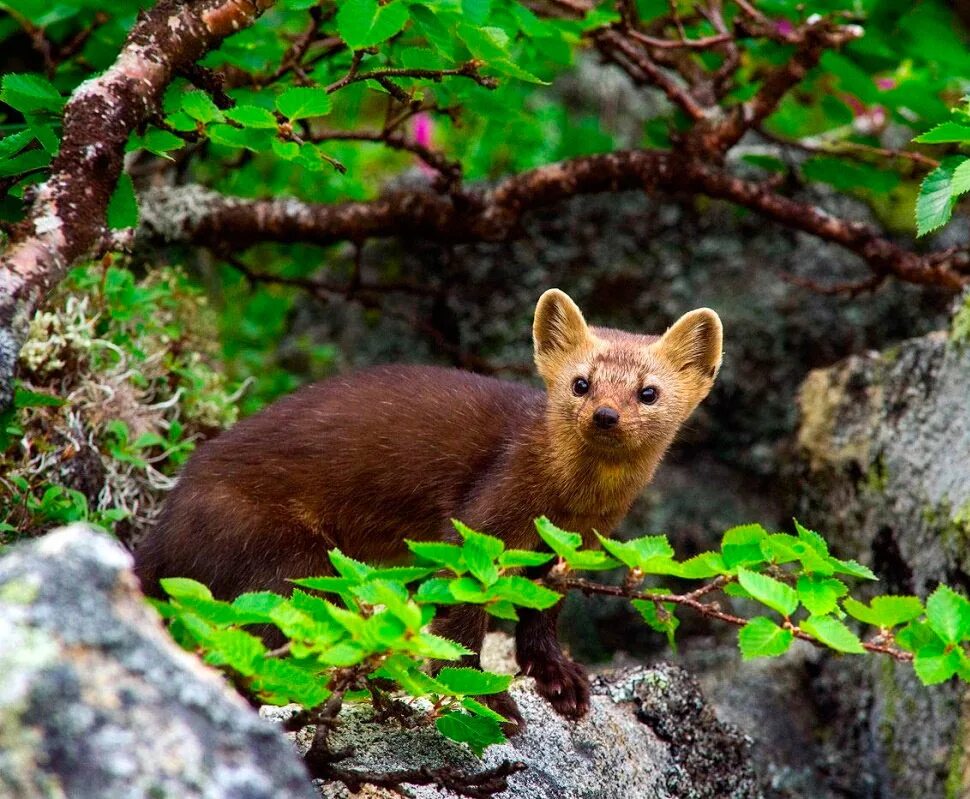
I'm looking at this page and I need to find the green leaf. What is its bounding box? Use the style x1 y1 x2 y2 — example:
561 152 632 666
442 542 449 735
486 576 560 610
415 577 461 604
329 549 374 582
207 124 274 152
951 158 970 198
534 516 582 554
762 533 834 575
232 591 287 619
801 614 865 654
0 129 35 160
721 524 769 569
827 556 878 581
454 520 504 559
275 87 332 121
462 0 491 25
225 104 279 129
461 696 508 722
435 711 505 755
632 596 678 649
463 540 499 587
914 645 961 685
336 0 410 49
796 575 848 616
843 595 923 628
0 73 64 114
561 549 620 572
738 616 793 660
916 156 964 237
673 552 727 579
203 628 266 676
737 568 798 616
367 566 437 583
139 129 186 158
409 632 472 660
483 600 519 620
160 577 213 601
597 533 676 573
181 91 223 124
926 584 970 644
435 667 512 696
793 520 829 556
106 173 138 230
14 386 65 408
407 540 466 573
914 121 970 143
498 549 554 568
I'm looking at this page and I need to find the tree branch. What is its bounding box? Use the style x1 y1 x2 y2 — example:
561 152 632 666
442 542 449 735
134 150 970 291
0 0 273 408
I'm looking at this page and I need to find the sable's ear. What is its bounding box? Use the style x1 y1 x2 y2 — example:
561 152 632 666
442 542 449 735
533 289 589 358
657 308 723 379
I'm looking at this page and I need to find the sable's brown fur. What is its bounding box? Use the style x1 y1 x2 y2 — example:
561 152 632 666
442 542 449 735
135 289 722 728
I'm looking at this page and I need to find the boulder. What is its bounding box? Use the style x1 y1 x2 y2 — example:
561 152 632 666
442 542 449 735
0 524 317 799
795 321 970 798
264 659 762 799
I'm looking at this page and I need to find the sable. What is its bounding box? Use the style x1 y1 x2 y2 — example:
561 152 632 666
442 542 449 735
135 290 723 728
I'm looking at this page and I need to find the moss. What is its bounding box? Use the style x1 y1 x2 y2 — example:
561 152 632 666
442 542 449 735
945 697 970 799
950 291 970 350
862 454 889 494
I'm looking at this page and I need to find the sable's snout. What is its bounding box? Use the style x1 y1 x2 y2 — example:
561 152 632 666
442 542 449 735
593 406 620 430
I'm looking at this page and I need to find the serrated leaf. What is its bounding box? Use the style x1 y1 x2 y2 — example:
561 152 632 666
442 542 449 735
737 568 798 616
597 533 675 573
673 551 727 579
463 540 500 587
207 124 274 152
486 576 560 610
410 632 472 660
290 576 353 594
462 0 491 24
181 91 223 124
203 628 266 676
762 533 834 575
738 616 793 660
107 173 138 230
796 575 848 616
916 157 963 237
435 667 512 696
801 614 865 654
951 158 970 197
329 549 374 582
484 600 518 620
534 516 582 554
498 549 554 568
926 584 970 643
251 658 331 708
448 576 491 603
232 591 287 618
407 540 466 573
721 524 769 569
827 556 878 581
461 696 508 722
561 549 620 572
632 596 678 650
160 577 213 601
368 566 437 583
436 711 505 755
0 73 64 114
894 619 941 653
225 104 279 129
275 87 333 121
454 520 504 558
914 646 961 685
336 0 409 49
138 128 185 159
914 121 970 143
843 595 923 628
415 577 461 604
0 129 35 160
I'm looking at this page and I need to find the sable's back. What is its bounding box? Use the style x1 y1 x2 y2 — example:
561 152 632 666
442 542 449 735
135 365 543 597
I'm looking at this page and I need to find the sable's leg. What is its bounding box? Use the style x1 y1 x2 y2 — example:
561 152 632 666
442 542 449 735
430 602 525 734
515 566 590 719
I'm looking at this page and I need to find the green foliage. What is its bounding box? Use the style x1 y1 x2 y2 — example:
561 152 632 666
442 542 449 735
154 516 970 764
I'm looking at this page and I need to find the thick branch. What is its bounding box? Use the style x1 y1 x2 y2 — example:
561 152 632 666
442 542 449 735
0 0 273 408
134 151 970 291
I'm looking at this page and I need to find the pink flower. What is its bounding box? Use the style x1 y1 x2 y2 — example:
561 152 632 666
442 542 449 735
775 19 795 36
876 77 896 91
413 113 433 148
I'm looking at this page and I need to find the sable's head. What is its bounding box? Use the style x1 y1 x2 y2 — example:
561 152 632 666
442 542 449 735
533 289 722 457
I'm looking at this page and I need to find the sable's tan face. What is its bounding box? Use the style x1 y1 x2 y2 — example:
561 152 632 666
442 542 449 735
533 289 723 457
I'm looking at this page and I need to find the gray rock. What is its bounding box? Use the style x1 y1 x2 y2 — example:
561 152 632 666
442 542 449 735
0 524 317 799
264 658 761 799
795 324 970 798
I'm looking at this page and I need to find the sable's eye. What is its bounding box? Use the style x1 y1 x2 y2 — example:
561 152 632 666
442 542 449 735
572 377 589 397
639 386 659 405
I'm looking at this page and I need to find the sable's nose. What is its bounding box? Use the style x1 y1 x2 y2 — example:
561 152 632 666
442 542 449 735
593 406 620 430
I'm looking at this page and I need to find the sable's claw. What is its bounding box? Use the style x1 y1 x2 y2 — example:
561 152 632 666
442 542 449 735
518 654 590 720
484 690 526 736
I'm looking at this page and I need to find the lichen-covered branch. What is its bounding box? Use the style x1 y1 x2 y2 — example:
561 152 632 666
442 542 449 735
134 151 970 291
0 0 273 408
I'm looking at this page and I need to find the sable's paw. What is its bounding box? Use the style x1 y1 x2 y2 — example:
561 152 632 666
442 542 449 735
484 690 526 736
520 655 590 720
